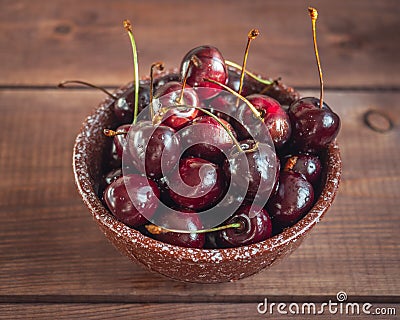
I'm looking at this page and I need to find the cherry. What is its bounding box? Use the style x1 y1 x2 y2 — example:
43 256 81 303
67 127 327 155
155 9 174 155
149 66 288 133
114 86 150 123
289 97 340 152
104 167 123 186
103 174 160 227
217 204 272 247
288 8 340 152
153 81 199 130
227 69 264 97
181 115 237 164
167 157 226 211
148 208 205 248
283 154 322 186
104 124 130 159
236 94 291 148
259 79 300 106
267 171 314 229
126 121 181 179
223 139 279 202
153 73 181 90
180 45 228 99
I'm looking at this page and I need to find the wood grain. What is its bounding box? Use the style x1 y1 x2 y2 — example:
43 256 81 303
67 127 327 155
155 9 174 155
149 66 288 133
1 1 399 317
0 89 399 302
0 0 399 87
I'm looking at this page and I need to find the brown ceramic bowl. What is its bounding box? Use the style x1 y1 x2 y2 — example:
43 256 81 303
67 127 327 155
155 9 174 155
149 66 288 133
73 72 341 283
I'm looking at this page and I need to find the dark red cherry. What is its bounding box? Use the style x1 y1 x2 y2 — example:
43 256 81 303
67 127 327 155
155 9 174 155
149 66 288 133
167 157 226 211
152 73 181 91
206 91 238 123
181 115 237 164
104 174 160 227
288 97 340 152
217 204 272 247
180 45 228 99
153 81 199 130
104 167 122 186
267 171 314 229
259 79 300 106
236 94 291 149
126 121 181 179
227 68 264 96
150 208 205 248
112 124 131 158
284 154 322 186
114 85 150 123
223 140 279 203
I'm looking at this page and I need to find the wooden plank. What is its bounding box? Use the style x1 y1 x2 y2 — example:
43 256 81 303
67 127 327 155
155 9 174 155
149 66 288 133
0 89 399 301
0 303 397 319
0 0 399 87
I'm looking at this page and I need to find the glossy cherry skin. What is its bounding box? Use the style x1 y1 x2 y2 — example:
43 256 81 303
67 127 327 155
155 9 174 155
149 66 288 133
288 97 340 152
112 124 131 158
236 94 291 149
151 208 205 248
227 69 264 97
283 154 322 187
167 157 226 211
153 81 199 130
104 167 122 186
126 121 181 179
103 174 160 227
180 45 228 99
152 73 181 91
181 115 237 164
223 140 279 202
217 204 272 248
114 85 150 124
267 171 314 229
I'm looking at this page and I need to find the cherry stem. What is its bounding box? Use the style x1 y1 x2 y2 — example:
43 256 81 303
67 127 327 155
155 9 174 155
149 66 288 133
103 129 127 137
203 78 263 121
57 80 117 99
225 60 273 85
308 7 324 108
149 61 165 120
177 55 201 104
123 20 140 124
283 155 298 172
145 222 242 235
238 29 259 100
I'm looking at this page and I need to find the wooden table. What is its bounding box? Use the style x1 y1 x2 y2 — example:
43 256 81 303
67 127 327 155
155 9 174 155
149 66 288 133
1 0 399 319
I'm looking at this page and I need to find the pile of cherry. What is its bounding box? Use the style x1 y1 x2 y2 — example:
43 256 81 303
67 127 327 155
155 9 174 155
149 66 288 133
92 10 340 250
98 47 340 249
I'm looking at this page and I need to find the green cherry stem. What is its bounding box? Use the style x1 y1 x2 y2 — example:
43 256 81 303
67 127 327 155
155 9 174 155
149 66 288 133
145 222 242 235
123 19 140 124
225 60 273 86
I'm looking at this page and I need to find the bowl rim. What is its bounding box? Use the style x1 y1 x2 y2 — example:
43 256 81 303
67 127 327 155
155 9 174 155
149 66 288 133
73 77 342 264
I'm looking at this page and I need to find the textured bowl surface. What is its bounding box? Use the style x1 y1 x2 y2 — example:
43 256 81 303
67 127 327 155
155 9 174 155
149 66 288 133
73 80 342 283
